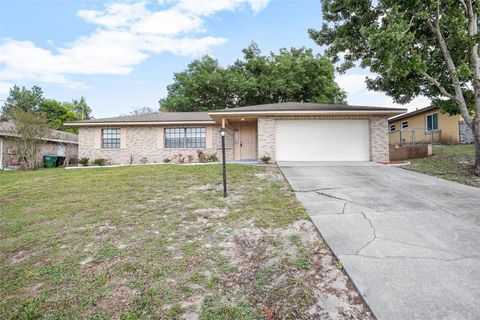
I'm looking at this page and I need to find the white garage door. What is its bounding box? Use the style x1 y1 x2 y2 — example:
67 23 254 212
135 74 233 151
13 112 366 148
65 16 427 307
275 120 370 161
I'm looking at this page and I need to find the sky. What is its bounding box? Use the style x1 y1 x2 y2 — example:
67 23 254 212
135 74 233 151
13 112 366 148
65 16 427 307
0 0 430 118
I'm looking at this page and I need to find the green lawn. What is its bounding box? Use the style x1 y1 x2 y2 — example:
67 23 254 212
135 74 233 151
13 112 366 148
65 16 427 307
406 144 479 187
0 164 371 319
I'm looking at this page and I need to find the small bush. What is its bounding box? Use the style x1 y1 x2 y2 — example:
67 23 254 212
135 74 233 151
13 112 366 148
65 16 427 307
163 157 171 163
197 150 217 163
260 155 271 164
206 153 219 162
93 158 107 166
78 157 89 166
197 150 206 163
140 157 148 164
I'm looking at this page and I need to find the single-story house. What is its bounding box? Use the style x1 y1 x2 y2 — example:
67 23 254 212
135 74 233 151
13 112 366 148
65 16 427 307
388 105 474 145
64 102 405 164
0 121 79 169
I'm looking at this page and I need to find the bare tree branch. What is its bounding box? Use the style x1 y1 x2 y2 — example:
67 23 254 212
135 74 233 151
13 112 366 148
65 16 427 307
426 6 473 128
459 0 468 15
422 72 455 99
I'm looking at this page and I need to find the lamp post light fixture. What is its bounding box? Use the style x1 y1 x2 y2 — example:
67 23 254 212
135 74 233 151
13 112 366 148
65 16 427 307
220 127 227 198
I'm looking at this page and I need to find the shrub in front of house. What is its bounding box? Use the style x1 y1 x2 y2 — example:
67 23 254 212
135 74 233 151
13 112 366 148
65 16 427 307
163 157 171 163
78 157 89 166
93 158 108 166
206 153 218 162
260 155 271 164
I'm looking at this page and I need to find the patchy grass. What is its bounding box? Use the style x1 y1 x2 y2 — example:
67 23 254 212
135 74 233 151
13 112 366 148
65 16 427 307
405 145 480 187
0 164 372 319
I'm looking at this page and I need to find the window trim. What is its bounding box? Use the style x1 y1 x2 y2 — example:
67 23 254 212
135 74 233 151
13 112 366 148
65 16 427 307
389 124 396 132
401 121 408 129
425 113 439 132
164 127 206 148
102 128 121 149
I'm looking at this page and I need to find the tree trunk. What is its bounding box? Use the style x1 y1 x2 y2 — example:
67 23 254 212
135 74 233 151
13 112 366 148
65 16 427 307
475 123 480 176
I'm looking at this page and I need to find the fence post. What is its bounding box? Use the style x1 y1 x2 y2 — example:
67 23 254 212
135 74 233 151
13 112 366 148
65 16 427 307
399 130 402 146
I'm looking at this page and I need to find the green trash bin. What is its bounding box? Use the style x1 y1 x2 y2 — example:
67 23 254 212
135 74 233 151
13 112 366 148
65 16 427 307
43 155 58 168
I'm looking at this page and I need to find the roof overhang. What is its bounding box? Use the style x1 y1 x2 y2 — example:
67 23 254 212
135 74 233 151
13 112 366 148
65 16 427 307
64 120 216 127
388 106 437 123
0 132 78 144
208 109 407 122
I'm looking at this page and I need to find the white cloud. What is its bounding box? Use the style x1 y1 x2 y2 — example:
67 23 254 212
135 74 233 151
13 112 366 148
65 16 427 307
131 9 204 35
78 2 147 29
0 0 270 90
174 0 269 16
336 74 367 95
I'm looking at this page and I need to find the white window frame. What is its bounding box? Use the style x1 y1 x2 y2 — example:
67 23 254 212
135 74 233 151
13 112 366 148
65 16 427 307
425 113 439 132
401 121 408 129
164 127 206 148
389 124 396 132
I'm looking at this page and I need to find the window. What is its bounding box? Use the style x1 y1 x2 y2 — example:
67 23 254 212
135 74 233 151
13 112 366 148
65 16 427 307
165 127 206 148
234 129 240 144
389 124 396 132
58 145 65 156
401 121 408 129
426 113 438 131
102 128 120 149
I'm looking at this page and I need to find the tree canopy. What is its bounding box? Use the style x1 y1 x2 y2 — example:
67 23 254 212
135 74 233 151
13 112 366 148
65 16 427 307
159 43 346 112
309 0 480 174
1 85 92 133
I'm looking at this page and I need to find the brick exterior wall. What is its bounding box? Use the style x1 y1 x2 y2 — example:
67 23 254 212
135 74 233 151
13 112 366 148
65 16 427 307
0 136 78 168
257 115 390 162
369 116 390 162
78 125 233 164
77 115 390 165
257 117 276 160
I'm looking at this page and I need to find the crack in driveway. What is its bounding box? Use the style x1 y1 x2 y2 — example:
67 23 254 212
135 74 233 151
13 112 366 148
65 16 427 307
355 211 377 254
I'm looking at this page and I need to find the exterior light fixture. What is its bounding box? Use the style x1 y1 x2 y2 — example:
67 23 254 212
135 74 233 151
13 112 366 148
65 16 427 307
220 127 227 197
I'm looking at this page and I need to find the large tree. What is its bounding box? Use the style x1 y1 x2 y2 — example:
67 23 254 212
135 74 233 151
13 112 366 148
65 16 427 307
309 0 480 174
1 85 44 115
37 99 78 133
159 43 346 112
1 86 92 133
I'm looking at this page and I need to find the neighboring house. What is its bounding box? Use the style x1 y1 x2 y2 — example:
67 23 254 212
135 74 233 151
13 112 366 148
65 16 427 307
65 102 405 164
0 121 79 169
388 105 474 145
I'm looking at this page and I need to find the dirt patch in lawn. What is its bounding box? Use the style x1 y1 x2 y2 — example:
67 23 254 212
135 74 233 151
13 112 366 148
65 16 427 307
219 219 372 319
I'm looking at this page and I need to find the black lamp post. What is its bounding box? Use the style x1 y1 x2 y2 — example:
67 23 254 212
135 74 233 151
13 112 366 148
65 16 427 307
220 127 227 198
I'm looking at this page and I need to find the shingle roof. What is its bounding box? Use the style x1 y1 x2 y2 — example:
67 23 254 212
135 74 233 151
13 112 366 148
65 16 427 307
388 105 437 122
66 112 213 124
209 102 407 113
0 121 78 143
66 102 406 126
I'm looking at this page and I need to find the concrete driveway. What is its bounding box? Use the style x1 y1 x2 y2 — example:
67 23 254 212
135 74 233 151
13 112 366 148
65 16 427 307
278 162 480 320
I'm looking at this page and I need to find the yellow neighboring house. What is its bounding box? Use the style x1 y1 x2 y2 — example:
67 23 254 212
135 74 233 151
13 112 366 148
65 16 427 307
388 106 474 146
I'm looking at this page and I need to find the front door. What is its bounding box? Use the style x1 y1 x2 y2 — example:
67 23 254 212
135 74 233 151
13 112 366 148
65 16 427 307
238 126 257 160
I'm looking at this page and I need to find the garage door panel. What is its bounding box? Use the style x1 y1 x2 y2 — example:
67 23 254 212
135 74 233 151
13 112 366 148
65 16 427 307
275 120 370 161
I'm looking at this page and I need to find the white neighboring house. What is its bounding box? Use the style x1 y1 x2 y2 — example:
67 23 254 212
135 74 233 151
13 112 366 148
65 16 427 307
0 121 78 169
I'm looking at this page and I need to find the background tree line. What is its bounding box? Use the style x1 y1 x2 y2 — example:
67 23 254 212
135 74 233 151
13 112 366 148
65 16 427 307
159 42 347 112
1 85 92 133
